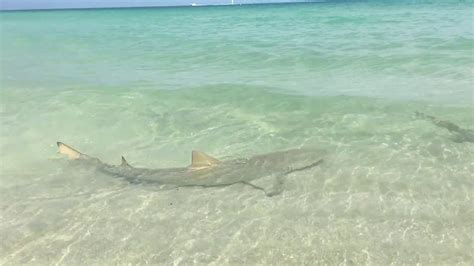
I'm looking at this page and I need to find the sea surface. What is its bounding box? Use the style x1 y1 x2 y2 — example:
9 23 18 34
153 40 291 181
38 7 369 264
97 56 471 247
1 1 473 264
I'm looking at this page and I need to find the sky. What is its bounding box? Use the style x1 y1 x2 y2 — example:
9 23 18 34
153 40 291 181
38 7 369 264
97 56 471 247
0 0 314 10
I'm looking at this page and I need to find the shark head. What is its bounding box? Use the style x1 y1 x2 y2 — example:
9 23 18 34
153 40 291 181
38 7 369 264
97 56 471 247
247 148 326 174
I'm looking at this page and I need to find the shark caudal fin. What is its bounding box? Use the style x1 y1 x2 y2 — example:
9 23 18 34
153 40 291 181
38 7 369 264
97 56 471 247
190 151 220 169
57 142 83 160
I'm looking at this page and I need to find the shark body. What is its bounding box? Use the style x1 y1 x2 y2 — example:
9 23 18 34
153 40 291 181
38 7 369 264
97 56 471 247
415 112 474 143
57 142 324 196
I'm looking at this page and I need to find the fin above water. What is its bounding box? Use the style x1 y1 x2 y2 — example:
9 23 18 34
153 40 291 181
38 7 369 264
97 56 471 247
191 151 220 169
121 156 130 167
57 142 82 160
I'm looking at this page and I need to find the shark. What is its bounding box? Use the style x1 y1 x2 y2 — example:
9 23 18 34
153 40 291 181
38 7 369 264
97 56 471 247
57 142 325 196
415 112 474 143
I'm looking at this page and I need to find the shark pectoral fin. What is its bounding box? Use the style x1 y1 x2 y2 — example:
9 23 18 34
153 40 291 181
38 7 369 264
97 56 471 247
190 150 220 169
57 142 83 160
266 175 285 197
243 174 285 197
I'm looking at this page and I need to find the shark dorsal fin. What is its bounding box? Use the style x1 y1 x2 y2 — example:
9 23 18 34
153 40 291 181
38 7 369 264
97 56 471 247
191 151 220 169
57 142 82 160
121 156 130 167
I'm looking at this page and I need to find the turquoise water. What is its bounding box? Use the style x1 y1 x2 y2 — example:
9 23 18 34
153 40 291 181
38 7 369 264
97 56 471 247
1 2 473 264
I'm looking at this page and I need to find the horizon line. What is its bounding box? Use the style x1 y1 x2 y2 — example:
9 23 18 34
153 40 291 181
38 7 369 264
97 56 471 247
0 1 325 12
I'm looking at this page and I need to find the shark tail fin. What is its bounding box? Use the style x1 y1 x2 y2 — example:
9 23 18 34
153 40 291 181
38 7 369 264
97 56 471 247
57 142 83 160
191 151 220 169
121 156 131 167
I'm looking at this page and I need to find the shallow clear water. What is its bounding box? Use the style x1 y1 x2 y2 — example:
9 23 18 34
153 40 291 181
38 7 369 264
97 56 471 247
1 1 473 264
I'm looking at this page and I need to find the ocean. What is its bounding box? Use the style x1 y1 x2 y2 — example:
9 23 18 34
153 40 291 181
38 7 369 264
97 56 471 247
1 1 473 264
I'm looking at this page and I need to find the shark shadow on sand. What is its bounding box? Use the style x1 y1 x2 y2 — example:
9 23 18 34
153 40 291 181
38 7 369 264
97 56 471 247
57 142 325 197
